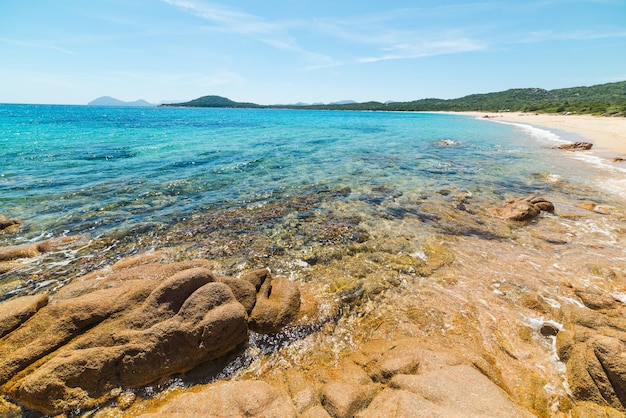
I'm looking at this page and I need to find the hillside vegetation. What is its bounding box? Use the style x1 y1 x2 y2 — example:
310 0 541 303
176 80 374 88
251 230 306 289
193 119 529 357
162 81 626 116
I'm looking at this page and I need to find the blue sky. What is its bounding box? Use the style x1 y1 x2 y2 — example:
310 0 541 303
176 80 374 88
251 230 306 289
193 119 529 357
1 0 625 105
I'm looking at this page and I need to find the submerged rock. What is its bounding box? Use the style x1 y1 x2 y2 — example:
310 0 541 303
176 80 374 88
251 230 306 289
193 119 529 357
0 216 22 234
0 235 83 262
489 196 554 221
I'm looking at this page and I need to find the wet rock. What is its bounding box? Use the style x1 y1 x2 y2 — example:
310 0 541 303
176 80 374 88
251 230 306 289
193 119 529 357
575 288 622 311
384 365 532 417
0 294 48 338
141 380 297 417
0 216 22 234
0 236 83 262
321 382 374 418
559 331 626 411
571 401 626 418
489 196 554 222
0 396 20 418
248 276 301 334
558 142 593 151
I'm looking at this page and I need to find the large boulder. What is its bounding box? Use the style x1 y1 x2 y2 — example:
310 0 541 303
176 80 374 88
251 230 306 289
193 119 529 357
0 261 303 415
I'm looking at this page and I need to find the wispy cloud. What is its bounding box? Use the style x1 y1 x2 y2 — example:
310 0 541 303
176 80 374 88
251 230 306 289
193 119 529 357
162 1 490 70
357 38 486 63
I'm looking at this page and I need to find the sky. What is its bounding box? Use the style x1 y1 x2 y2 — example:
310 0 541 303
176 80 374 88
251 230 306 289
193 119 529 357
1 0 625 105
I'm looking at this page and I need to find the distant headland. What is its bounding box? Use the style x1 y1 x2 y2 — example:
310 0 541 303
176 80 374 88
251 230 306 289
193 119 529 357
88 96 155 107
160 80 626 116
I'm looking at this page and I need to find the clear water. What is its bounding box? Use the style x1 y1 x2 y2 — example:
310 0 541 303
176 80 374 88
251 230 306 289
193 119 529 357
1 104 623 292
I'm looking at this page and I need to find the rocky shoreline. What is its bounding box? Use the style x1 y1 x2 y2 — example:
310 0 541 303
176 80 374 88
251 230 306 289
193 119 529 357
1 184 626 417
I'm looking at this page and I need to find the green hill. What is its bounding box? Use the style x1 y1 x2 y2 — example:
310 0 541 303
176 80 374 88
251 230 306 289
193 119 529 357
160 81 626 116
161 95 260 108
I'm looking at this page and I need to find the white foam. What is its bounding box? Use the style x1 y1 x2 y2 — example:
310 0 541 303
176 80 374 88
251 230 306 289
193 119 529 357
488 120 570 147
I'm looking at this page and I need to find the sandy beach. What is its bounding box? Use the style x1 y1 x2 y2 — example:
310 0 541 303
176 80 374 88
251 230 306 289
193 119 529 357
455 112 626 157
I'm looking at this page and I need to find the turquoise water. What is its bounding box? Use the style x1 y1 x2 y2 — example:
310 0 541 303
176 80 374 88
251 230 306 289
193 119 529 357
0 105 589 238
1 104 622 295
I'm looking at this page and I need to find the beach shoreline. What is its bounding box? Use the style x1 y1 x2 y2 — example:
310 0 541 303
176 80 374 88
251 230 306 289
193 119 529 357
449 111 626 157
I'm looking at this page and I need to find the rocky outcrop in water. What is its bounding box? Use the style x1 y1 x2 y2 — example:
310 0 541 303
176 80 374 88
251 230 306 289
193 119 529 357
0 236 83 262
558 141 593 151
0 257 303 415
0 216 22 234
488 195 555 221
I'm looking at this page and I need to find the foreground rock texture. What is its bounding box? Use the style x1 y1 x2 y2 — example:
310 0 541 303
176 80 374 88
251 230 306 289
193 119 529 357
136 339 532 417
0 257 301 415
557 288 626 414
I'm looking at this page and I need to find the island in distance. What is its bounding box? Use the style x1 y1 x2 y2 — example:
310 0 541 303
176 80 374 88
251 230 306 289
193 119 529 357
88 96 155 107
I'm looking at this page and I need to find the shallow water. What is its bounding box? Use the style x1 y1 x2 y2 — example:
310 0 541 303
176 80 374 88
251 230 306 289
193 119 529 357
1 104 625 293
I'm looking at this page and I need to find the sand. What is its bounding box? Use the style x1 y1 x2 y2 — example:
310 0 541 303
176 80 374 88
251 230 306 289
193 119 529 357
456 112 626 157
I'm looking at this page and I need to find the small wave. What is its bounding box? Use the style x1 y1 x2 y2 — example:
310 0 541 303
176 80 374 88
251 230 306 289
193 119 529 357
485 119 570 146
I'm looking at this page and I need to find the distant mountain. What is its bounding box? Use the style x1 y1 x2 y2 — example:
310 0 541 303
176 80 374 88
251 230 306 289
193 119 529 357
88 96 155 107
157 81 626 116
329 100 357 105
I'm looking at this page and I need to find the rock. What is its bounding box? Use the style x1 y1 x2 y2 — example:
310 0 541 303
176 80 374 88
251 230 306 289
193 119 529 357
248 276 301 334
385 365 532 417
0 257 306 415
301 405 333 418
575 288 621 310
0 216 22 234
321 382 374 418
558 141 593 151
528 196 555 212
141 380 297 417
489 196 554 221
563 334 626 411
0 294 48 338
3 271 249 415
571 401 626 418
370 347 421 382
0 236 83 262
357 388 440 418
221 276 258 314
0 396 21 418
0 261 23 274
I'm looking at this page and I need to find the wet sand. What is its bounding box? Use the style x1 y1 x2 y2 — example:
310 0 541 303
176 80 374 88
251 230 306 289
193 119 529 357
457 112 626 156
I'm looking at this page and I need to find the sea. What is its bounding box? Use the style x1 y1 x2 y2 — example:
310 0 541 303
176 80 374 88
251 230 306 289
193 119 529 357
1 104 625 300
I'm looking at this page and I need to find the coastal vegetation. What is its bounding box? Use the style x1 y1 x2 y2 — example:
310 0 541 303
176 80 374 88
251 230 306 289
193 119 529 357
162 80 626 116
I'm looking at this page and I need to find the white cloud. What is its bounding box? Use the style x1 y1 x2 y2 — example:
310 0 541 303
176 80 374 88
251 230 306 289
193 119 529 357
357 38 486 63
